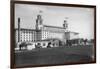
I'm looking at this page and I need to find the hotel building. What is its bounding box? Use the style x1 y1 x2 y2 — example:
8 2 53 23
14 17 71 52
15 12 79 48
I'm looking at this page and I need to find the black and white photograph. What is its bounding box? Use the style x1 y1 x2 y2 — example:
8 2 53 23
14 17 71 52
11 1 96 68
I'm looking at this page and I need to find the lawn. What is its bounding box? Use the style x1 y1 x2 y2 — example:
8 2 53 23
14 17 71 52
15 45 94 67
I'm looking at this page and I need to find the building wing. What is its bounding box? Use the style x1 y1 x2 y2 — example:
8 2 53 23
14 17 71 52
43 25 65 33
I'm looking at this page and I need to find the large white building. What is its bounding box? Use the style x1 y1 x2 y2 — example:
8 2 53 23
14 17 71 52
15 12 79 48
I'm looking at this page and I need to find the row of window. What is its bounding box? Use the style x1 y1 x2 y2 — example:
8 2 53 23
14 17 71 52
42 31 49 39
15 33 36 42
15 30 60 42
22 30 35 33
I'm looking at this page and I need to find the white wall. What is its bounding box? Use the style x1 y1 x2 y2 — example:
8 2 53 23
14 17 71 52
0 0 100 69
70 33 79 40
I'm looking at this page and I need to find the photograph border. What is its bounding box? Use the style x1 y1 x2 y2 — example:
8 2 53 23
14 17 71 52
10 0 96 68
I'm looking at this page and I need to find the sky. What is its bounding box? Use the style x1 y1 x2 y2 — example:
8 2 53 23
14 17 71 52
15 4 94 39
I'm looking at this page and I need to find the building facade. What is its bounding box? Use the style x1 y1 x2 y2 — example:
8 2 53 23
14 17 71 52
15 12 79 48
35 13 68 41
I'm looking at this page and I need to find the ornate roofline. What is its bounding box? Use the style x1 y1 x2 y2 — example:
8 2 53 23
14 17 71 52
65 31 79 34
44 25 65 29
14 28 36 31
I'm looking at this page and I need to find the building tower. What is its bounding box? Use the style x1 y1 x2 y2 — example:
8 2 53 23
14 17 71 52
63 17 68 31
35 11 43 41
36 11 43 30
63 17 70 43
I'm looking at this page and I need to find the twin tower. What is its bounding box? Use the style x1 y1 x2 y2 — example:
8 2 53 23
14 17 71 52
35 11 68 30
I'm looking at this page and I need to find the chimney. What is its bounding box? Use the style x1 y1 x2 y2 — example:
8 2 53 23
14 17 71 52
18 17 20 42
